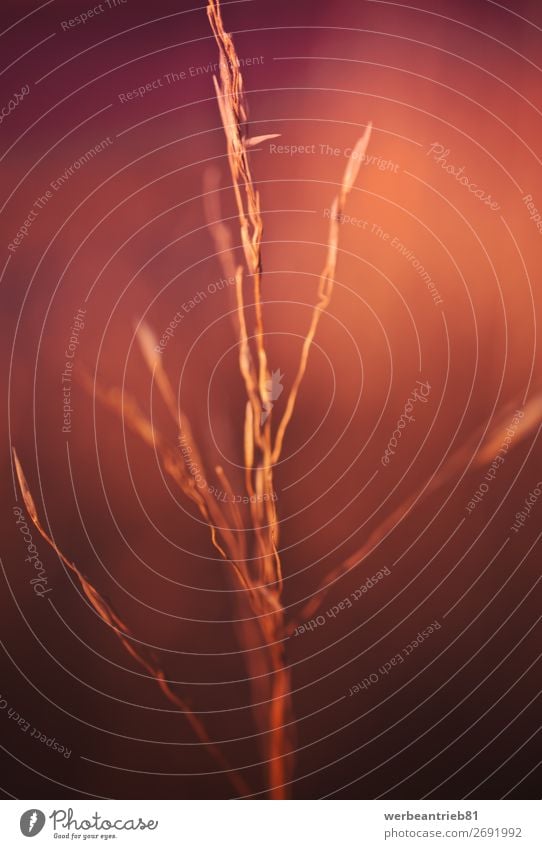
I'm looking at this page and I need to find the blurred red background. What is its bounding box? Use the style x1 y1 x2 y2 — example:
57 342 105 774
1 0 541 799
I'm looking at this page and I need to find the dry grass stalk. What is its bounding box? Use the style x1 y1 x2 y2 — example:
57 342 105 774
207 0 269 414
272 121 372 465
13 0 372 799
206 0 372 797
11 448 250 797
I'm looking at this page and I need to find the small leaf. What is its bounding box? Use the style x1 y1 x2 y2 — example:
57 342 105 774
342 121 373 195
245 133 281 148
136 320 160 373
12 449 39 524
